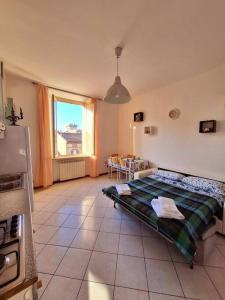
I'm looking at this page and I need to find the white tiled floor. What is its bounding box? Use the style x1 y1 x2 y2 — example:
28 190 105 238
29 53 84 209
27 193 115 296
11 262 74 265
33 175 225 300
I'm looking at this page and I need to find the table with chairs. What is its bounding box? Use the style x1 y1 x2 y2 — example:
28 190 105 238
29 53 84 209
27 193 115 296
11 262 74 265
107 154 150 182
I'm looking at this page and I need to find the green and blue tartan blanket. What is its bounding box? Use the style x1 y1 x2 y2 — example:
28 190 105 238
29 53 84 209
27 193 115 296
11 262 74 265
102 177 221 262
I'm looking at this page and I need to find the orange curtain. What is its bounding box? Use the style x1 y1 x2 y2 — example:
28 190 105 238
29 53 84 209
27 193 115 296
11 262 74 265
34 84 53 188
87 99 99 177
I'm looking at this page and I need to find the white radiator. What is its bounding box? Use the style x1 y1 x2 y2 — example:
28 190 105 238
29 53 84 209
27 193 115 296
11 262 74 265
59 160 86 181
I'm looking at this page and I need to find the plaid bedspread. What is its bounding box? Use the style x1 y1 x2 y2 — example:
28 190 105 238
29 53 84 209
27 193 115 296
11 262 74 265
102 177 221 262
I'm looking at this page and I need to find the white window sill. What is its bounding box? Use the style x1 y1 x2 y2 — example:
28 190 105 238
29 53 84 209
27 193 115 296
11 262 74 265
53 154 90 160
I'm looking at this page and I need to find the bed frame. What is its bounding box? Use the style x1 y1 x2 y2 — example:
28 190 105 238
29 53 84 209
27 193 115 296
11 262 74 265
112 196 217 269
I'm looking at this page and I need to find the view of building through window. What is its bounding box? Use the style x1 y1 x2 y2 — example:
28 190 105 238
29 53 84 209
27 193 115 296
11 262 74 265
55 101 83 156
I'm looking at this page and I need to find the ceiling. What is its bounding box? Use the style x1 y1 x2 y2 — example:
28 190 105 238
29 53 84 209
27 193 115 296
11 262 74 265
1 0 225 98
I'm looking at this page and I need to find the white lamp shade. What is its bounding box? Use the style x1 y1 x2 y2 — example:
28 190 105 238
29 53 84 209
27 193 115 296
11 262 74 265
104 76 131 104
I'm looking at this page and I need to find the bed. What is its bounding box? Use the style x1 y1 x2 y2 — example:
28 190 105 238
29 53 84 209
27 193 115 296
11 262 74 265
102 171 224 267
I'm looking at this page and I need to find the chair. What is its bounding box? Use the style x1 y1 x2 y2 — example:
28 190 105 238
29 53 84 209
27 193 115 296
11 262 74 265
117 157 133 182
126 154 135 159
107 155 119 178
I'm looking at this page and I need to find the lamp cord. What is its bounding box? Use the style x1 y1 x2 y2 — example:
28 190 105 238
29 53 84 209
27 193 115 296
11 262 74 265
116 56 119 76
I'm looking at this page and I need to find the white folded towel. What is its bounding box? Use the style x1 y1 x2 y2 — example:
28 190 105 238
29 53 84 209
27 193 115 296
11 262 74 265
151 196 185 220
116 184 131 195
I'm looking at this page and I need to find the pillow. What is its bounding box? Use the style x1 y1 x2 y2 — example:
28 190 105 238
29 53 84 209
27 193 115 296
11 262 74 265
214 185 225 196
154 170 185 181
182 176 225 194
111 156 118 164
119 158 127 167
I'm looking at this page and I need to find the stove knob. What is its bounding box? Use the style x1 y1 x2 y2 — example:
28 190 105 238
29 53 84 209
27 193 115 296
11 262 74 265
10 224 18 231
10 229 17 238
11 221 18 227
11 220 18 226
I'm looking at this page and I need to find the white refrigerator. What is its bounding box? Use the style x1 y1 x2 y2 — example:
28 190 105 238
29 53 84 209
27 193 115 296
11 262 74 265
0 125 34 210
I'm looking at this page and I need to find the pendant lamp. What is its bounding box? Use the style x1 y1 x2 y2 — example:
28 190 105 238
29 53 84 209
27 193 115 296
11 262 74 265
104 47 131 104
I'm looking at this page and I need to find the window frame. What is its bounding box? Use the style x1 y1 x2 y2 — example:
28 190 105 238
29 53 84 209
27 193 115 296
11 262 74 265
52 94 86 159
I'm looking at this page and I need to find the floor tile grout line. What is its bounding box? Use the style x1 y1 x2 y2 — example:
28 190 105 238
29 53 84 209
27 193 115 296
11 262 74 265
35 225 225 270
170 259 225 270
35 243 47 259
32 210 55 226
203 265 223 300
216 244 225 259
165 239 186 298
45 213 72 227
37 240 225 269
37 189 95 299
149 290 194 299
37 271 197 299
38 214 89 297
171 256 186 298
75 210 104 300
35 227 225 268
112 211 122 299
33 226 59 245
35 220 167 238
141 235 150 294
34 227 225 269
39 273 54 300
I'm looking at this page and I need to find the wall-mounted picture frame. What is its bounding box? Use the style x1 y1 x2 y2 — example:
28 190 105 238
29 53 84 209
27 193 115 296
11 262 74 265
134 112 144 122
144 126 154 134
144 126 150 134
199 120 216 133
169 108 180 120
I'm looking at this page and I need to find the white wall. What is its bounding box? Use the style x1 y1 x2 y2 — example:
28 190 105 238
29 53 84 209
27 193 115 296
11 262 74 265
5 73 39 174
98 99 118 173
118 65 225 181
5 73 118 179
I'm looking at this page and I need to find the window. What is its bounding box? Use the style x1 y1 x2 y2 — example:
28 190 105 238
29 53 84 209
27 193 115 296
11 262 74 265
53 96 94 157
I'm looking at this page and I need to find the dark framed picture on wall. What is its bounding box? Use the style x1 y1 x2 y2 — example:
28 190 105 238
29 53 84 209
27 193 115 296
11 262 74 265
199 120 216 133
134 112 144 122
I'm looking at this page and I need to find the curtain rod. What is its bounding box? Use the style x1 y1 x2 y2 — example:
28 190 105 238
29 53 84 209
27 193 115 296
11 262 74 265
32 81 103 101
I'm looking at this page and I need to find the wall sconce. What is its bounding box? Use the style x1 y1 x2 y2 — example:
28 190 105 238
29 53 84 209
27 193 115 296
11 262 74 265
144 126 154 134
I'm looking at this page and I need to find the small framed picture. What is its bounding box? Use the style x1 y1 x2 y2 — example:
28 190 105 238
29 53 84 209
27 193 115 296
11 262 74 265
199 120 216 133
144 126 151 134
134 112 144 122
144 126 154 134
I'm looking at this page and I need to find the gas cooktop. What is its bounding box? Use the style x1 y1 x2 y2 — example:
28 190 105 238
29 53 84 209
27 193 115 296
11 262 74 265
0 214 25 294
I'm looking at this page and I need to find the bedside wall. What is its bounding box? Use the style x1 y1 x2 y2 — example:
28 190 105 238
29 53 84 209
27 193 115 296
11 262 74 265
118 64 225 181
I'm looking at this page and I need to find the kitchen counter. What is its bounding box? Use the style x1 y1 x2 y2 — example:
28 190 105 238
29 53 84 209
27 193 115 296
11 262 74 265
0 186 38 299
